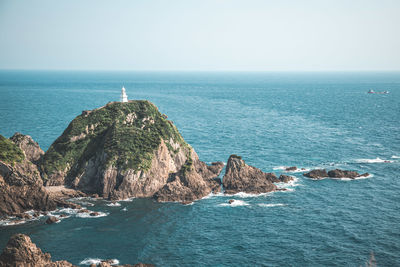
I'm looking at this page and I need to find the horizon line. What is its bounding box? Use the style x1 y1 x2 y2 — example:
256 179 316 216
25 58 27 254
1 68 400 73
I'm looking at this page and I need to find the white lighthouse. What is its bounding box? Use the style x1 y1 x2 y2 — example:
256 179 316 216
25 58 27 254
120 86 128 103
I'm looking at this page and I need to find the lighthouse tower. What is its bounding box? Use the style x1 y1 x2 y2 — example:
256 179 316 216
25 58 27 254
120 86 128 103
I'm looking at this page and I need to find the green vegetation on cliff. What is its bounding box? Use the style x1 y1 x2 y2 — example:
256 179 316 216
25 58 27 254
0 135 25 164
41 100 188 180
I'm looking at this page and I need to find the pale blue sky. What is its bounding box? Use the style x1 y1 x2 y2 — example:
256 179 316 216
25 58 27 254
0 0 399 71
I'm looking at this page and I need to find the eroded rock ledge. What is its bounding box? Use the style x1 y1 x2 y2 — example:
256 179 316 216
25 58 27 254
303 169 369 179
0 234 154 267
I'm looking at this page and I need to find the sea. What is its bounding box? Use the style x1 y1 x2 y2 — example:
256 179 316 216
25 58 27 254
0 71 399 266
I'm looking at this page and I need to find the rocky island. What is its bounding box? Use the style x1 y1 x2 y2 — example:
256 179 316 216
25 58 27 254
40 100 224 203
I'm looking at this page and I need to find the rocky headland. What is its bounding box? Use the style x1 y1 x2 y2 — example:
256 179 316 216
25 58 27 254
0 233 153 267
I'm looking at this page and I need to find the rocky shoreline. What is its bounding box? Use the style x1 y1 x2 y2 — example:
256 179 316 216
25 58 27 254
0 100 373 220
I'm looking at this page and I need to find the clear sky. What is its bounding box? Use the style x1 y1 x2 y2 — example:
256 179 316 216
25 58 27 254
0 0 399 71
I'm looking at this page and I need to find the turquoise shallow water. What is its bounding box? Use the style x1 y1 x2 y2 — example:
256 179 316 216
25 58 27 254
0 71 399 266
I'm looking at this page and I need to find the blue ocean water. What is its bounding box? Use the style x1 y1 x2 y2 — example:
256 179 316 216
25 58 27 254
0 71 399 266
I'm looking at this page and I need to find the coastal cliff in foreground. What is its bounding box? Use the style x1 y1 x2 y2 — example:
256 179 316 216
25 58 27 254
0 134 57 216
41 100 224 202
0 234 153 267
0 134 80 216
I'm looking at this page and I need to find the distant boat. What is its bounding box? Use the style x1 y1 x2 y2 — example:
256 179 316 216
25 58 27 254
368 89 389 94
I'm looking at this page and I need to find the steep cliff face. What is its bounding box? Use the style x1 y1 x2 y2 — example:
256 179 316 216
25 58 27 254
222 155 278 194
9 133 44 165
41 100 223 201
0 135 56 216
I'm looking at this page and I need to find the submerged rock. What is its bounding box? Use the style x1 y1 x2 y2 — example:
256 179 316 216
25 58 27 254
222 155 278 194
41 100 224 203
45 216 59 224
285 166 297 171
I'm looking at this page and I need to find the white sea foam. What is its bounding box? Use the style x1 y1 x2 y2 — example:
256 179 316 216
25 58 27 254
355 157 393 163
121 207 127 211
391 155 400 159
106 202 121 207
75 211 108 218
258 203 287 207
273 166 310 173
80 258 119 265
219 200 249 207
58 208 79 215
120 197 135 202
231 192 272 198
0 219 27 226
202 192 224 200
273 166 286 170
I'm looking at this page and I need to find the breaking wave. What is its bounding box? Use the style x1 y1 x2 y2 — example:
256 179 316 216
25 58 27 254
355 157 393 163
80 258 119 265
219 200 249 207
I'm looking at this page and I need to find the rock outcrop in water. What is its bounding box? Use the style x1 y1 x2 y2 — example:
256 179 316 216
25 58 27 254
222 155 279 194
303 169 369 179
0 234 154 267
41 100 224 203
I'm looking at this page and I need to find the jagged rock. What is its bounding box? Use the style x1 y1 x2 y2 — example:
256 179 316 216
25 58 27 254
228 199 234 204
279 174 294 183
0 156 57 216
0 134 82 217
285 166 297 171
90 212 100 216
153 151 224 203
0 234 75 266
303 169 328 179
9 132 44 165
46 216 59 224
41 100 224 203
222 155 278 194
